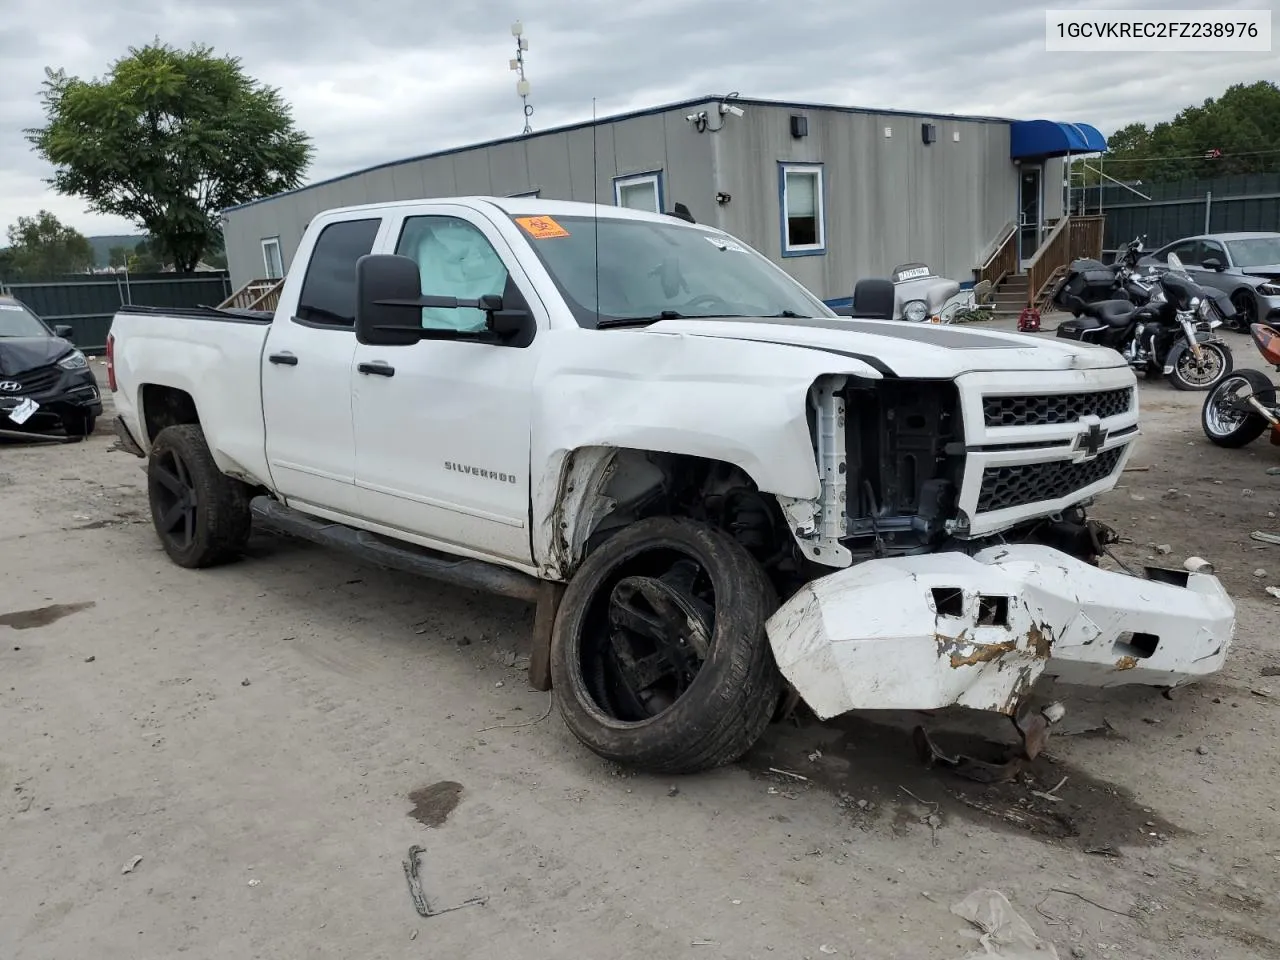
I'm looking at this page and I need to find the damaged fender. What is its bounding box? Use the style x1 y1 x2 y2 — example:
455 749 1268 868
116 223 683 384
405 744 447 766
765 544 1235 720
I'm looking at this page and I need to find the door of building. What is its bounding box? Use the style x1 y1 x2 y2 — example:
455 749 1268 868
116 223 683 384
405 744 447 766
1018 165 1043 269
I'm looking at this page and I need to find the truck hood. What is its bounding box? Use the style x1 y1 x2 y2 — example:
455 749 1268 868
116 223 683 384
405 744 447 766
640 316 1126 377
0 337 72 376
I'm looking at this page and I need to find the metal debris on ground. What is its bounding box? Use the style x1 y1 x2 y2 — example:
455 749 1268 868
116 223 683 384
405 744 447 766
1266 587 1280 601
121 855 143 875
950 888 1060 960
768 767 809 781
401 845 488 919
477 697 554 733
1252 531 1280 546
914 704 1059 783
1030 776 1069 803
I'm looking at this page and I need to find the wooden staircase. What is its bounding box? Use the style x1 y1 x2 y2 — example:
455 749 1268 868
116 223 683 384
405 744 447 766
974 215 1106 318
219 278 284 312
989 274 1031 319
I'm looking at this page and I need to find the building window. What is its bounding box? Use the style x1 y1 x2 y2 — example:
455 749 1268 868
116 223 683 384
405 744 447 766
613 172 663 213
779 163 825 257
261 237 284 279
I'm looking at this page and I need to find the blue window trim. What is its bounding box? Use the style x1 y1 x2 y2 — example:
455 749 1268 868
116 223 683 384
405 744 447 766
613 170 665 213
778 162 826 258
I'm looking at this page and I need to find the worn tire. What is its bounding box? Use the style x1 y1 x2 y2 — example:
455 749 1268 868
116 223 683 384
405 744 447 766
147 424 252 568
1201 370 1275 448
549 517 784 774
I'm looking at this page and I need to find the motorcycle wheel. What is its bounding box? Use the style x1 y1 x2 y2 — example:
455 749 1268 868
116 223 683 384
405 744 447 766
1201 370 1276 447
1167 342 1232 391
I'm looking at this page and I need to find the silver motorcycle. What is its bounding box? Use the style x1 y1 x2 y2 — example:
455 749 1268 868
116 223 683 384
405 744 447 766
890 263 990 323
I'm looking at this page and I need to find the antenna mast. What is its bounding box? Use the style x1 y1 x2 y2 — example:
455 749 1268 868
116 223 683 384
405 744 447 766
509 20 534 135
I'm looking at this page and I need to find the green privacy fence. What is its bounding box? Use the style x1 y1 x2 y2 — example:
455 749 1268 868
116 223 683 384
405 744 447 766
0 272 232 354
1077 173 1280 252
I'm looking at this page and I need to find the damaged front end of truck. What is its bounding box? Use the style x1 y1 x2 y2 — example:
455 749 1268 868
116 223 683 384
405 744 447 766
764 370 1236 740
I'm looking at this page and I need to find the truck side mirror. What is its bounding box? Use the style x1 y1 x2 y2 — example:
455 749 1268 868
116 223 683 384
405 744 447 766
355 253 534 347
355 254 428 346
1201 257 1224 271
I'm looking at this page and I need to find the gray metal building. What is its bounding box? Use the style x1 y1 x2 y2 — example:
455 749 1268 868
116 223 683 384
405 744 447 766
222 95 1106 306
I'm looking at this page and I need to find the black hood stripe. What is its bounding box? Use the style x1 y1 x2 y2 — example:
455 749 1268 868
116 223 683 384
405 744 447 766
681 332 896 377
688 315 1024 350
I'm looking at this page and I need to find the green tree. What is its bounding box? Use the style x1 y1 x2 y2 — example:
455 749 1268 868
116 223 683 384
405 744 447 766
2 210 94 280
26 41 312 273
107 245 130 269
1100 81 1280 182
126 238 166 273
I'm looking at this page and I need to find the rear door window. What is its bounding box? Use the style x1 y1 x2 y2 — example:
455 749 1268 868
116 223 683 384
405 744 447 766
294 218 382 327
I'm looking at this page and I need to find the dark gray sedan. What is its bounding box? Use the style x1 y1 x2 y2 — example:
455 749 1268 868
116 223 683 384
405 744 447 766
1138 232 1280 328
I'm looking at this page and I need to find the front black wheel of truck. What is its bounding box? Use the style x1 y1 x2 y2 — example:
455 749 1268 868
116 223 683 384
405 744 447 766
147 424 252 568
549 517 784 774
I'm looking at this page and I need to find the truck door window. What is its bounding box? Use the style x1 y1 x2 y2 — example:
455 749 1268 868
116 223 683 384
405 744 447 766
294 218 382 327
396 216 509 332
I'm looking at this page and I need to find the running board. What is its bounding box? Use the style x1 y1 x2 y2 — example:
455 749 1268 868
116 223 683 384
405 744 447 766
249 497 543 604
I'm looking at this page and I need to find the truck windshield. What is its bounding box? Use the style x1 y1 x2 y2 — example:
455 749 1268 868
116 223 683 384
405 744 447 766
509 214 833 327
0 301 50 338
1224 237 1280 269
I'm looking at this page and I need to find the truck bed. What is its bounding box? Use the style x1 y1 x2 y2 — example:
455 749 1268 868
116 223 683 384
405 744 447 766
109 303 274 485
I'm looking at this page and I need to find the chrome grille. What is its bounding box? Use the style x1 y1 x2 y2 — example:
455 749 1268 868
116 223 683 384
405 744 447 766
977 447 1124 513
983 388 1133 428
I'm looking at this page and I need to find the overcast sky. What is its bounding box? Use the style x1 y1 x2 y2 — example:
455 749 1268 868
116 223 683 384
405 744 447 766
1 0 1276 238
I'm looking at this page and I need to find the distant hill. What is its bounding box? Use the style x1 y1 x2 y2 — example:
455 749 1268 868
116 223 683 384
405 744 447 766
87 234 145 268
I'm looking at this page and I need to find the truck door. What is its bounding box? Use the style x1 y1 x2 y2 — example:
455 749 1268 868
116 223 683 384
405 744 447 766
350 207 542 566
262 216 384 516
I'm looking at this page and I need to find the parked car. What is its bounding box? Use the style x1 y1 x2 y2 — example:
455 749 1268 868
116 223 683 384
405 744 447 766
106 198 1235 774
0 295 101 437
1138 232 1280 330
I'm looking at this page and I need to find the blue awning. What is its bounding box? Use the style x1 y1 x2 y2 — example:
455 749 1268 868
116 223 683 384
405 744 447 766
1010 120 1107 160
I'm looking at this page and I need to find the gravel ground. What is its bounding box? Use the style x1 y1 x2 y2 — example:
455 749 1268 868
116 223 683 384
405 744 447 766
2 343 1278 960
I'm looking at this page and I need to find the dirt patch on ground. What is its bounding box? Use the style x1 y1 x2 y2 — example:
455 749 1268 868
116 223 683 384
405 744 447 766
407 781 464 827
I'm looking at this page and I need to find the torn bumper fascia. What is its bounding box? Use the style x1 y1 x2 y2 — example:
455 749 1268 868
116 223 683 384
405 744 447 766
765 544 1235 719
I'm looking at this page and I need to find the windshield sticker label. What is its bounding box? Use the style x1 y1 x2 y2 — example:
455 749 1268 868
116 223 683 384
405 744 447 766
6 397 38 425
515 216 570 239
704 236 746 253
0 304 24 311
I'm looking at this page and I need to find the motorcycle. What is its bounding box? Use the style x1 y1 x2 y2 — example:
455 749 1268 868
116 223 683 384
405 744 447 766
1052 235 1150 314
887 263 991 323
1055 253 1234 391
1053 234 1243 328
1201 321 1280 448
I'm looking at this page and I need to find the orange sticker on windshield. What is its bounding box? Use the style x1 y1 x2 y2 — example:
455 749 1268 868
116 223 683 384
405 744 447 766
515 215 570 239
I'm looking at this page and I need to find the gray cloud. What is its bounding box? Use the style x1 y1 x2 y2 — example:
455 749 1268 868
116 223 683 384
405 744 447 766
2 0 1276 237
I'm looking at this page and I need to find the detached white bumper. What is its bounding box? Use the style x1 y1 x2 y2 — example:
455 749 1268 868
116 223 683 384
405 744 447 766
765 545 1235 720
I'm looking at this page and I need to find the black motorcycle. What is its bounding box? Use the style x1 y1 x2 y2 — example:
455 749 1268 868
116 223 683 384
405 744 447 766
1052 235 1150 315
1056 253 1234 391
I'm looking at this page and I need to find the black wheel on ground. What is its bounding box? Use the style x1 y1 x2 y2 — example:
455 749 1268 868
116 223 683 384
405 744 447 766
62 412 96 438
1201 370 1276 448
1230 289 1257 332
147 423 252 568
550 516 784 774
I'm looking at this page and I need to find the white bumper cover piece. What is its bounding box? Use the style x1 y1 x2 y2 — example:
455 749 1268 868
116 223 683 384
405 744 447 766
765 545 1235 720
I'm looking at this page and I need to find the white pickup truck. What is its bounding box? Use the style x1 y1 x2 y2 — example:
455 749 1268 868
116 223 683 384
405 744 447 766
107 197 1235 774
